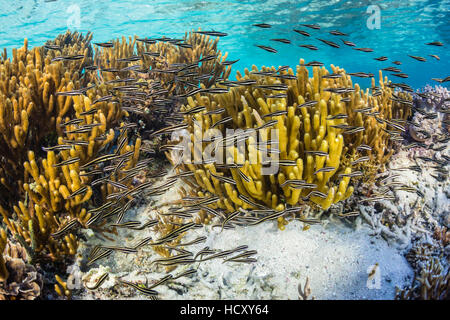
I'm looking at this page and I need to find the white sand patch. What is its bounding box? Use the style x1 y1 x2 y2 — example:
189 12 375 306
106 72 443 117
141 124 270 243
73 179 413 300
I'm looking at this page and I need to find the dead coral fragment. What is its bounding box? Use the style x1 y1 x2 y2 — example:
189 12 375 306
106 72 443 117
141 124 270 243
0 230 43 300
396 257 449 300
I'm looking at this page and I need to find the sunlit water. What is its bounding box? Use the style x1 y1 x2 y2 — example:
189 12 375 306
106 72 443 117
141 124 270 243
0 0 449 89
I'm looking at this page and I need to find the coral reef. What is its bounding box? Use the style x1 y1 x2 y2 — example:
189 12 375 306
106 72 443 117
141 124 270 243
92 30 232 138
167 60 411 226
0 228 43 300
0 32 95 209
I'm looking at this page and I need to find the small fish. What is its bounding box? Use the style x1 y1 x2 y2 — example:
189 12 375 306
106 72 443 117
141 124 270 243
143 51 160 57
351 156 370 165
172 269 197 280
347 72 374 78
253 23 271 28
79 108 99 116
329 30 348 36
322 73 343 79
85 273 109 290
175 42 194 49
270 38 291 44
408 55 426 62
210 172 237 185
255 84 288 91
266 93 288 99
392 73 409 79
136 38 157 44
392 61 402 65
52 54 84 61
337 211 359 218
224 250 258 262
354 47 373 52
301 24 320 30
148 275 173 289
426 41 443 46
194 30 228 37
338 171 364 178
374 56 388 61
67 186 89 199
313 166 335 174
255 45 277 53
297 100 318 108
94 42 114 48
100 246 138 254
211 116 233 128
238 194 267 209
342 40 356 47
317 38 340 48
263 110 288 118
110 221 142 229
327 113 348 120
356 144 372 151
304 150 328 157
42 144 74 152
358 196 395 203
221 59 240 66
343 126 365 135
117 55 142 62
44 44 61 51
304 61 324 67
87 248 113 266
52 157 80 168
174 236 207 247
119 280 158 296
293 29 310 37
200 87 229 94
429 54 440 60
51 218 80 238
179 106 206 115
299 44 318 51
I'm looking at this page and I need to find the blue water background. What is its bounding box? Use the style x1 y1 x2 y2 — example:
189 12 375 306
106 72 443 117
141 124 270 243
0 0 449 89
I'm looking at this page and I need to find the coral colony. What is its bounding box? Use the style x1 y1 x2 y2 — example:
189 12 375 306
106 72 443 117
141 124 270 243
0 28 448 300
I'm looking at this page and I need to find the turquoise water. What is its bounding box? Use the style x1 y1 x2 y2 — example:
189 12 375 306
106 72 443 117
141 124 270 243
0 0 449 89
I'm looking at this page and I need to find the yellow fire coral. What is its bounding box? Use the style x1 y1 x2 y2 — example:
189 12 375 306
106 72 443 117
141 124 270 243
94 29 231 88
0 90 141 260
0 31 95 209
167 59 411 220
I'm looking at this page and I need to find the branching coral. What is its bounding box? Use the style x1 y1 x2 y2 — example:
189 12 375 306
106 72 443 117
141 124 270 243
166 59 411 224
92 30 231 137
0 31 95 209
396 257 449 300
1 95 141 260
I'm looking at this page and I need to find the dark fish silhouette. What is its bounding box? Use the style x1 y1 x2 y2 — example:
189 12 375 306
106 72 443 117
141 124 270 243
253 23 271 28
270 38 291 44
317 38 340 48
329 30 348 36
255 45 277 53
354 47 373 52
293 29 310 37
408 55 426 62
342 40 356 47
301 24 320 30
94 42 114 48
299 44 318 50
426 41 443 46
194 30 228 37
